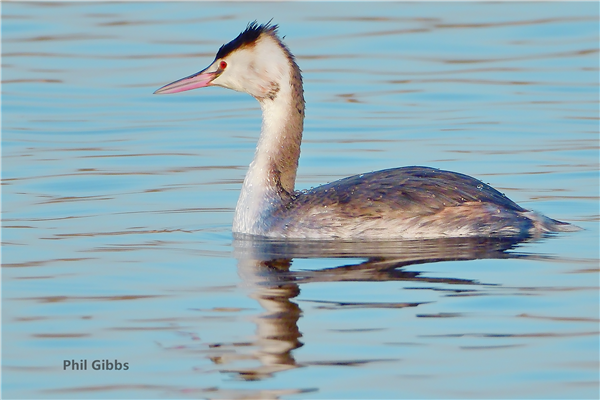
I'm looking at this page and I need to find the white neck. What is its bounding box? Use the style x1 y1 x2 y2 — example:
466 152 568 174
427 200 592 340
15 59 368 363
232 57 304 235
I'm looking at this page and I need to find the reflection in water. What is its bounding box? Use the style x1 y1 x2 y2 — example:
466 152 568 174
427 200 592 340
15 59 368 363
242 262 302 381
222 236 531 382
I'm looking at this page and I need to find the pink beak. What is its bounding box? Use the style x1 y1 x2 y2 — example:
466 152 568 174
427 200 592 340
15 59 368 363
154 68 218 95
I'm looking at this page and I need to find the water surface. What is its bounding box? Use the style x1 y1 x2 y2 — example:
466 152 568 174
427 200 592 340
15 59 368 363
2 2 599 399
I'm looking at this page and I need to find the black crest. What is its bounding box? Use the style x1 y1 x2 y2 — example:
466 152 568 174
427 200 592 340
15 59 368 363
215 21 278 60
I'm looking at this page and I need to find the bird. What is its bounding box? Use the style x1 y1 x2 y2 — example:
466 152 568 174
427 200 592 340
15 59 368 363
154 22 578 240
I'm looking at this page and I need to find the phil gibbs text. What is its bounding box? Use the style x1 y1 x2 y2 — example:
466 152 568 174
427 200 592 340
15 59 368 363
63 359 129 370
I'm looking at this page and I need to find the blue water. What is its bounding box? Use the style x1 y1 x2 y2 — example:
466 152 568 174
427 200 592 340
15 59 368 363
2 2 598 399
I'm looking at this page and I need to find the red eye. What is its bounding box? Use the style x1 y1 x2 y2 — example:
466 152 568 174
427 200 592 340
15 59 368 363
219 60 227 70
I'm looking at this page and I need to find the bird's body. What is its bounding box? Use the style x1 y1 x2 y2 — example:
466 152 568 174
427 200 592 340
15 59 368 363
155 22 577 240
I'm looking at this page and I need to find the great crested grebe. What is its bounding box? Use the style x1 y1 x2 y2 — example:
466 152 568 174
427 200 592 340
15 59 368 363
155 22 577 239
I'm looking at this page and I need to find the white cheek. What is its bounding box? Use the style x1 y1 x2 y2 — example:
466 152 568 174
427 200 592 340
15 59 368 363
221 69 272 98
213 69 243 92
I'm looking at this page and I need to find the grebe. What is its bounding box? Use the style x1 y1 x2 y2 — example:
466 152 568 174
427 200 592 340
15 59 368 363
155 22 577 239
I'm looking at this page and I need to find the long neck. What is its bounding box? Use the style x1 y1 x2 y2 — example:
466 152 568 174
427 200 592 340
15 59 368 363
233 59 305 235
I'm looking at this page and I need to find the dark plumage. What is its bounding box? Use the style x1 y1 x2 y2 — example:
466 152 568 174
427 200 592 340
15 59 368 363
216 21 277 60
289 166 525 214
268 166 573 238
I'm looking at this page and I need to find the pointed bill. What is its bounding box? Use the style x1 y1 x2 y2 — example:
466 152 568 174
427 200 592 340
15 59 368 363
154 68 218 95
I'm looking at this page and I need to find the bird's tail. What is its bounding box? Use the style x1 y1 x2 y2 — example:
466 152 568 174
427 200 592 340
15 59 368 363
524 211 582 233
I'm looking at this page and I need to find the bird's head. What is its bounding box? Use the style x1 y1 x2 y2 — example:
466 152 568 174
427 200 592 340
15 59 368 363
154 22 293 101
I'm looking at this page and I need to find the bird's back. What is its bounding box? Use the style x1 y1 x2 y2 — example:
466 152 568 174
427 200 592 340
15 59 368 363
267 166 540 239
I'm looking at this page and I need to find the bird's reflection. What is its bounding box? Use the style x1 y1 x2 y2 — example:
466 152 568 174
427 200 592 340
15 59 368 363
214 235 532 381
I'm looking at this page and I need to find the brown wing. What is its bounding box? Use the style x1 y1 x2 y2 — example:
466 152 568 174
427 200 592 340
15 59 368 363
286 166 527 218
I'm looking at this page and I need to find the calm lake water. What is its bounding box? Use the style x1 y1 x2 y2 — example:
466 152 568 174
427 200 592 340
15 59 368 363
2 2 599 399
